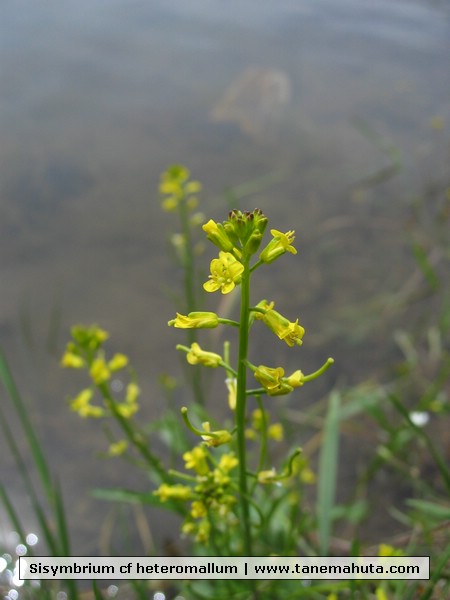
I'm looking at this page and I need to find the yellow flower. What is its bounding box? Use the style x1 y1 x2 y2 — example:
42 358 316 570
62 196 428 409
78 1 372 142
190 211 204 226
253 365 285 392
190 500 207 519
108 440 128 456
268 423 284 441
78 404 105 418
61 351 85 368
245 428 256 440
378 544 404 557
203 251 244 294
125 382 140 404
285 369 304 388
168 311 219 329
161 196 178 212
186 343 222 367
218 453 238 473
251 408 266 430
70 389 105 418
251 364 305 396
212 455 238 486
375 588 389 600
300 467 316 484
116 402 139 418
201 422 232 447
262 309 305 347
259 229 297 263
181 521 196 536
183 446 209 475
108 353 129 371
195 519 211 543
202 219 235 252
154 483 194 502
257 469 278 484
70 388 93 410
89 356 110 385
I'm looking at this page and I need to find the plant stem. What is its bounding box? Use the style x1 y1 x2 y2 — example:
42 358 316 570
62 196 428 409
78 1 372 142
179 195 205 405
236 255 252 555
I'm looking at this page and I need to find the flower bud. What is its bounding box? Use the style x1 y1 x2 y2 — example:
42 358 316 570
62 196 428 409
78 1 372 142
168 311 219 328
202 219 235 252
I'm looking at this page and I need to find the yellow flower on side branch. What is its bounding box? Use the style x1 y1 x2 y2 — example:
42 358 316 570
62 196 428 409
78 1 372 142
261 309 305 347
108 440 128 456
201 422 233 447
108 353 129 371
185 343 222 367
60 351 85 368
70 388 105 418
168 311 219 329
259 229 297 264
125 382 140 404
250 363 304 396
154 483 195 502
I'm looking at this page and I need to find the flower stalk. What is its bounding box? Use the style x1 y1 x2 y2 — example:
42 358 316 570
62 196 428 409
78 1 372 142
235 254 253 555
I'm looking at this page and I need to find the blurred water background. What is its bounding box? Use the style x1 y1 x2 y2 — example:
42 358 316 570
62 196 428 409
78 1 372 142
1 0 449 554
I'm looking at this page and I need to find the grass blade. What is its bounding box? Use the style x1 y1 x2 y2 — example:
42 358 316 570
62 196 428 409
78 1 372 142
0 350 53 500
0 484 28 543
0 402 58 554
317 391 341 555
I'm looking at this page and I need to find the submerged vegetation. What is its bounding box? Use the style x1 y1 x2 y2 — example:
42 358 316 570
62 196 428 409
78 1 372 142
1 165 449 599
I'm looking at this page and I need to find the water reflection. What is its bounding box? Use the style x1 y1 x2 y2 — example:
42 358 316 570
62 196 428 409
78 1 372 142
210 67 291 138
0 0 449 555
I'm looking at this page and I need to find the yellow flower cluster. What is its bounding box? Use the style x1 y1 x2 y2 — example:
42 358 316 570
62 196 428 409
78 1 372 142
159 165 202 213
61 325 140 430
154 446 238 543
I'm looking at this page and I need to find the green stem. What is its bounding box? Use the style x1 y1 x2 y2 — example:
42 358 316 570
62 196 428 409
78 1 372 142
302 357 334 382
250 396 268 497
99 384 168 482
179 195 205 406
179 196 196 316
236 255 253 556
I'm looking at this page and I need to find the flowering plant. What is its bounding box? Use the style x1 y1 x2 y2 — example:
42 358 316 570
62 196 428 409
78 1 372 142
61 195 335 597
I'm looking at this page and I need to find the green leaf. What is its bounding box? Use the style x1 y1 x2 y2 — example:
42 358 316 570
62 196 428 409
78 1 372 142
91 487 185 515
411 241 440 291
406 499 450 520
